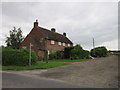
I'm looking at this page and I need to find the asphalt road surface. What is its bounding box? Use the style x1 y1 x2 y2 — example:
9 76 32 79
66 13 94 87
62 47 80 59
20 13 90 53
2 55 119 88
38 55 119 88
2 72 84 88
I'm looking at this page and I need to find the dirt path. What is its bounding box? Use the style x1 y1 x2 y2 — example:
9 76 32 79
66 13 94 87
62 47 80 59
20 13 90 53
37 55 118 88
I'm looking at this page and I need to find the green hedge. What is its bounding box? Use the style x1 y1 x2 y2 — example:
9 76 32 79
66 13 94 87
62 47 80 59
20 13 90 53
64 46 74 59
90 46 108 57
49 45 90 60
49 51 64 60
2 47 38 66
70 45 90 59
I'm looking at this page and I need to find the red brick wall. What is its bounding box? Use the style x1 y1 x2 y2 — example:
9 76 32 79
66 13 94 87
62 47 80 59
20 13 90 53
19 28 43 58
38 50 44 58
20 27 73 60
46 40 71 54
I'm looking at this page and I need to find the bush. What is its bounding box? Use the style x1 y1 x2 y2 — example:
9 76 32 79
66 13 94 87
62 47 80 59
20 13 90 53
49 51 64 60
82 50 90 58
49 45 90 60
2 47 38 66
71 45 90 59
64 46 74 59
90 46 108 57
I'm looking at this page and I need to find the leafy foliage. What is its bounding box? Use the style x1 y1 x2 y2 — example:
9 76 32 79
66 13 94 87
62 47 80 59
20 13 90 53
5 27 24 49
2 47 38 66
70 45 90 59
90 46 108 57
49 51 64 60
64 46 74 59
49 45 90 60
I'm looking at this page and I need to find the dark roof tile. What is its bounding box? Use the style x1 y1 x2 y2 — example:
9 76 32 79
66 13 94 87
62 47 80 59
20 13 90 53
39 27 73 44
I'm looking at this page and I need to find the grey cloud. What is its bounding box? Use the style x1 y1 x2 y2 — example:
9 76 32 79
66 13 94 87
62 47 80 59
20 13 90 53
1 2 118 50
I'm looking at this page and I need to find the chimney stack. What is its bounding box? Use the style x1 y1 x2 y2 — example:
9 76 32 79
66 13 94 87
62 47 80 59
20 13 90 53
51 28 56 32
34 19 38 28
63 32 66 36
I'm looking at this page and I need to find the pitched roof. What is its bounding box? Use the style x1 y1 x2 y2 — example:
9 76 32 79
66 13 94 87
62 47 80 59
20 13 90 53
21 20 73 51
39 27 73 44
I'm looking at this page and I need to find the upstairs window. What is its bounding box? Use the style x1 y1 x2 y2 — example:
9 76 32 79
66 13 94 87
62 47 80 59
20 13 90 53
51 40 55 45
63 43 65 46
58 42 62 46
68 44 70 47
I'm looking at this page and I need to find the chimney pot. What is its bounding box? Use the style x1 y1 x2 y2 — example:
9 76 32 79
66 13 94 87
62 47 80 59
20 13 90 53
63 32 66 36
34 19 38 28
51 28 56 32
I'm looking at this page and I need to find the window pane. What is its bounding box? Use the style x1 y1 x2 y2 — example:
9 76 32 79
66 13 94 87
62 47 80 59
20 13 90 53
68 44 70 47
63 43 65 46
58 42 61 45
51 40 55 44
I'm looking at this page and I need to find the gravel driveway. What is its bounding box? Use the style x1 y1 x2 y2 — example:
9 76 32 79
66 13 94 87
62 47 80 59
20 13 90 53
37 55 118 88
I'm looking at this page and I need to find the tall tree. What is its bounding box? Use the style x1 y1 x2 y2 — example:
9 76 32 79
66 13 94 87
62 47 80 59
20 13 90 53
5 27 24 49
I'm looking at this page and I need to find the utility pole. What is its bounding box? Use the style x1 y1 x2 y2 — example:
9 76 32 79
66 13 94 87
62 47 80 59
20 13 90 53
93 38 96 56
93 38 95 49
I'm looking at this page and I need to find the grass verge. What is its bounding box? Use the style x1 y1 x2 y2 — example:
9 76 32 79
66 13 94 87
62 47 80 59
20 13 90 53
2 61 71 71
2 59 89 71
49 59 88 62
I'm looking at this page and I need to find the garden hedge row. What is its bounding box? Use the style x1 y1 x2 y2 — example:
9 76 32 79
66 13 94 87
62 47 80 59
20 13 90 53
90 46 108 57
2 47 38 66
49 45 90 60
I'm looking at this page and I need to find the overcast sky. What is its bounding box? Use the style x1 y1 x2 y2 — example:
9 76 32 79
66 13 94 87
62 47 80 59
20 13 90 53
0 1 118 50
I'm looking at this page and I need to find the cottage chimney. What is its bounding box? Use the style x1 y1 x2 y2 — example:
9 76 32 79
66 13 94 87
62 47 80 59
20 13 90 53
51 28 56 32
63 32 66 36
34 19 38 28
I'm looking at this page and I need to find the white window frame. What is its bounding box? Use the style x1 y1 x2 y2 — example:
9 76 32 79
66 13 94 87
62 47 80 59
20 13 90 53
58 42 62 46
68 44 70 47
48 50 50 55
63 43 65 46
51 40 55 45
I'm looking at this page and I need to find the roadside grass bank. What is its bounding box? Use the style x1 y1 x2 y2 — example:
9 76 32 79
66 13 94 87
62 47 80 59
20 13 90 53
49 59 88 62
2 59 88 71
2 62 71 71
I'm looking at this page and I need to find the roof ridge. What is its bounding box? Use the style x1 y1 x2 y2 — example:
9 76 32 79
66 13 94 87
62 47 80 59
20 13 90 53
39 26 66 37
38 26 73 44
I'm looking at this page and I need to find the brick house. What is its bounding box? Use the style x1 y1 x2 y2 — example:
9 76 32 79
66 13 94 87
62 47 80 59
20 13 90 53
20 20 73 60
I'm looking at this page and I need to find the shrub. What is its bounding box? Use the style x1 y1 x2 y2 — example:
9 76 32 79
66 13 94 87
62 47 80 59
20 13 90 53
82 50 90 58
2 47 38 66
113 52 120 56
90 46 108 57
71 45 90 59
49 45 90 60
49 51 64 60
64 46 74 59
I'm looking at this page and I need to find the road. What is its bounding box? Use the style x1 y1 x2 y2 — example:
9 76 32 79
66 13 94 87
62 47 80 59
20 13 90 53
2 72 83 88
37 55 119 88
2 55 119 88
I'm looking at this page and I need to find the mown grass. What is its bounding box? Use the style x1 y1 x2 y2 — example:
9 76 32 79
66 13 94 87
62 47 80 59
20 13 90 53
2 59 89 71
49 59 88 62
2 61 71 71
